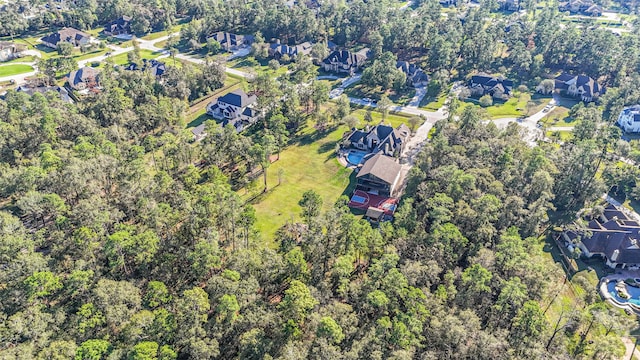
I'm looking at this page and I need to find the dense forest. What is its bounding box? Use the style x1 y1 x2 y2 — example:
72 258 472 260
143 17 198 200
1 0 640 359
0 78 629 358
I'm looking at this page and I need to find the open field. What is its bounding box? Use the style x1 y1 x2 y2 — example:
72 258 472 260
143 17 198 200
243 109 422 243
0 64 34 77
243 124 355 244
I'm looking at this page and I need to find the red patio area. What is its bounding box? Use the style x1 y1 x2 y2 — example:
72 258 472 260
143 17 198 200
348 190 399 215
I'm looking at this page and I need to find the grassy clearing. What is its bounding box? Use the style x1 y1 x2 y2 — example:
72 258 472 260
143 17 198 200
106 49 162 66
142 31 170 41
547 130 573 142
343 83 416 106
350 108 421 129
243 124 355 244
540 106 574 127
2 55 36 64
420 91 447 110
244 109 420 243
0 64 34 77
227 57 291 77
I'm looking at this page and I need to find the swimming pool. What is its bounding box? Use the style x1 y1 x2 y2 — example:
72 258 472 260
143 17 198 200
607 281 640 306
351 195 367 204
347 151 367 165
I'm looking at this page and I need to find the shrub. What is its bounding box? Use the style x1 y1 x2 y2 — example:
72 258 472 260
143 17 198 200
479 94 493 107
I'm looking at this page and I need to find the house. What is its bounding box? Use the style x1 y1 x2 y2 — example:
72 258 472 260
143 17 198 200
268 41 313 61
0 41 26 62
499 0 520 11
356 152 403 197
206 89 260 132
322 49 370 75
565 204 640 269
396 61 429 87
208 32 254 52
343 123 410 158
15 84 72 103
41 27 91 49
125 59 166 77
468 73 513 99
104 15 132 36
616 106 640 133
66 67 100 91
559 0 603 16
549 73 602 102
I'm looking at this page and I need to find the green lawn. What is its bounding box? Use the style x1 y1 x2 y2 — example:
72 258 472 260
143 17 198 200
245 110 421 243
0 64 34 77
244 124 355 244
142 31 170 41
540 106 574 127
343 83 416 106
461 92 549 119
228 57 291 77
546 130 573 142
350 108 422 130
72 48 109 61
107 49 162 66
2 55 36 64
420 91 448 110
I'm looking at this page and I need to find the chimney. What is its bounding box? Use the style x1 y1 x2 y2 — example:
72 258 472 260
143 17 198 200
611 249 620 262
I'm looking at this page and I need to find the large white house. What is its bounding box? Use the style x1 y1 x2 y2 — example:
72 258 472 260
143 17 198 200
206 89 260 132
617 105 640 133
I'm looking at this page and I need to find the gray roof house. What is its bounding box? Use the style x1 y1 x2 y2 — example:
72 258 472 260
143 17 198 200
550 73 602 102
356 152 403 197
566 204 640 269
125 59 166 77
16 85 72 103
104 15 132 36
209 32 254 51
268 41 313 61
66 67 100 91
322 49 370 75
469 73 514 99
344 123 410 158
41 27 91 49
396 61 429 87
559 0 603 16
206 89 260 132
0 41 27 62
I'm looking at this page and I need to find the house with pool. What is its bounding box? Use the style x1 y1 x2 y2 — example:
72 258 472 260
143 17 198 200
342 123 410 160
564 204 640 269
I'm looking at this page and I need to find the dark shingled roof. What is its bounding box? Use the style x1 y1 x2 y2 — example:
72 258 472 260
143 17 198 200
578 204 640 265
357 153 402 185
218 89 257 107
41 27 90 46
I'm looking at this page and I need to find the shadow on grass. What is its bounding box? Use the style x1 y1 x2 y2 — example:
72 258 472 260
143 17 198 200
318 139 338 154
295 125 340 146
186 113 210 128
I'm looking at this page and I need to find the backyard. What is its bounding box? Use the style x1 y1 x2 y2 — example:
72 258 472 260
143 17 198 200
0 64 34 77
243 110 421 243
106 49 163 66
461 92 549 119
343 82 416 106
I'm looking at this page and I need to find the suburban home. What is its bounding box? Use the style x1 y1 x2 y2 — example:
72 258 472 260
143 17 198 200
617 105 640 133
322 48 370 75
396 61 429 87
15 84 72 103
208 32 254 52
104 15 132 36
343 123 410 158
41 27 91 49
564 204 640 269
268 40 313 61
549 73 602 102
468 73 513 99
356 152 403 197
0 41 27 62
66 67 100 91
206 89 260 132
559 0 603 16
499 0 520 11
125 59 166 77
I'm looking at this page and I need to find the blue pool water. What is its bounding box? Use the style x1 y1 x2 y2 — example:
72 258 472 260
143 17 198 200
347 151 366 165
608 281 640 306
351 195 366 204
